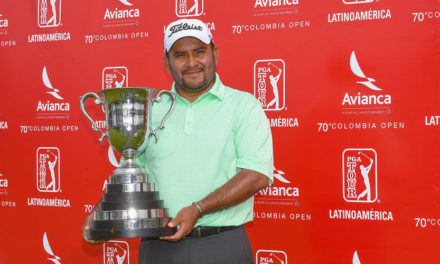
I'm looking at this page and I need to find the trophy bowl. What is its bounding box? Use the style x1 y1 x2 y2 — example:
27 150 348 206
80 87 176 239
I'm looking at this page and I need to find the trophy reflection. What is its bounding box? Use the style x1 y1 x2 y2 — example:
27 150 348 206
80 87 176 239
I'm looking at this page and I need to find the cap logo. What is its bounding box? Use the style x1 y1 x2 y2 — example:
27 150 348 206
168 22 203 37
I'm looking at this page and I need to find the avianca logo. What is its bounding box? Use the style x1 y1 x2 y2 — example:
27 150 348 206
104 0 139 20
257 168 299 197
0 14 8 28
119 0 133 5
350 51 381 91
254 0 298 8
0 172 8 189
353 250 361 264
37 67 70 112
43 67 63 100
342 51 391 106
273 168 290 183
43 232 61 264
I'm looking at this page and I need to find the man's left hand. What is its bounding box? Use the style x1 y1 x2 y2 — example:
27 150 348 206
160 204 201 242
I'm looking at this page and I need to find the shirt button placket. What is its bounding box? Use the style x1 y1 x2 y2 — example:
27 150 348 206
184 105 194 135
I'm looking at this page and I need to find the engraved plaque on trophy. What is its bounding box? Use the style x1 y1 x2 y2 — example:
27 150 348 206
80 87 176 239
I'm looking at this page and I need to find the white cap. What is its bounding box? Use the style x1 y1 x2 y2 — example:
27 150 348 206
164 19 214 53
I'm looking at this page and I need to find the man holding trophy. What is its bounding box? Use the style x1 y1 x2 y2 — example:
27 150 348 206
82 18 273 264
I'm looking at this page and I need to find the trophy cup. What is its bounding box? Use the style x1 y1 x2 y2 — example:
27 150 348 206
80 87 176 239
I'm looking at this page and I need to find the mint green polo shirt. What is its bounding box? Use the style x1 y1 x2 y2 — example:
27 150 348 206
135 74 273 227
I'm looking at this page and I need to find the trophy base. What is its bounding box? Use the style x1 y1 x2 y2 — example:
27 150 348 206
88 226 176 240
88 156 176 240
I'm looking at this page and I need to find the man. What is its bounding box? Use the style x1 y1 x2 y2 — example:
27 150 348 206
83 18 273 264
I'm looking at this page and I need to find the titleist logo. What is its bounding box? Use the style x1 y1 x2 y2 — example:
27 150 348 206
168 23 203 37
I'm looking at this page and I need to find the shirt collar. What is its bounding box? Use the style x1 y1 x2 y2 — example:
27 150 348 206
171 73 224 102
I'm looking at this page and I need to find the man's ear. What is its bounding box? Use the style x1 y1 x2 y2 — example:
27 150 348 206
213 46 219 65
162 55 171 73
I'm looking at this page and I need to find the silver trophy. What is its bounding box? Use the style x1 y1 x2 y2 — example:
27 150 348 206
80 87 176 239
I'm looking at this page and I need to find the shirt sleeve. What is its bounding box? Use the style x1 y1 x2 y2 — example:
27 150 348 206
234 93 274 184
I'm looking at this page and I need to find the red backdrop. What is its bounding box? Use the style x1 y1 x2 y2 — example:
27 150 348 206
1 0 439 263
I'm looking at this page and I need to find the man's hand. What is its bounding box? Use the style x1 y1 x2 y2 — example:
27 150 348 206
160 204 201 242
82 212 108 245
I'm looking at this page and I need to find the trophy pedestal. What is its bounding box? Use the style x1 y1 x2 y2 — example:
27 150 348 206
87 163 175 240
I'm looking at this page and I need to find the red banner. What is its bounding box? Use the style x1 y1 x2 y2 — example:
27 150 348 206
1 0 439 263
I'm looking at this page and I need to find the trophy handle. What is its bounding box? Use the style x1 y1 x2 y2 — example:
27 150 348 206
80 92 108 145
149 90 176 142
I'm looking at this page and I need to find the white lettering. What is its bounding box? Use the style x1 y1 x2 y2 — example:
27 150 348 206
342 92 392 106
27 197 71 207
270 117 299 128
254 0 299 8
425 115 440 126
0 121 8 129
329 209 393 221
27 32 71 43
0 18 8 27
37 101 70 112
104 8 140 20
259 186 299 197
0 179 8 187
328 9 392 23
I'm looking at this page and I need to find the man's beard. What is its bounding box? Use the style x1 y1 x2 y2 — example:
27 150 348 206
181 73 209 91
172 65 216 93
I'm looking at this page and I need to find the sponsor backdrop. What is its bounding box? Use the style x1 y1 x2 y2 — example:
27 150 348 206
0 0 439 263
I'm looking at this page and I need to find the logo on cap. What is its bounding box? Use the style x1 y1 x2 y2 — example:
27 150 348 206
168 22 203 38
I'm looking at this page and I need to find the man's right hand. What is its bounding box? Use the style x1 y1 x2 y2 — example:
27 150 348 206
82 212 107 245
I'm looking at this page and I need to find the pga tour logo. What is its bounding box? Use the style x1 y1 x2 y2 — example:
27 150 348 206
254 59 285 111
176 0 204 17
36 147 60 193
342 148 378 203
102 67 128 89
104 240 129 264
256 249 287 264
38 0 61 28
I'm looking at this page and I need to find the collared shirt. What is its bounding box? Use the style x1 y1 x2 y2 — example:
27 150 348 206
135 74 273 227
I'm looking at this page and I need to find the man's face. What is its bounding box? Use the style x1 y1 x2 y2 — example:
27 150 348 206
163 37 219 95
